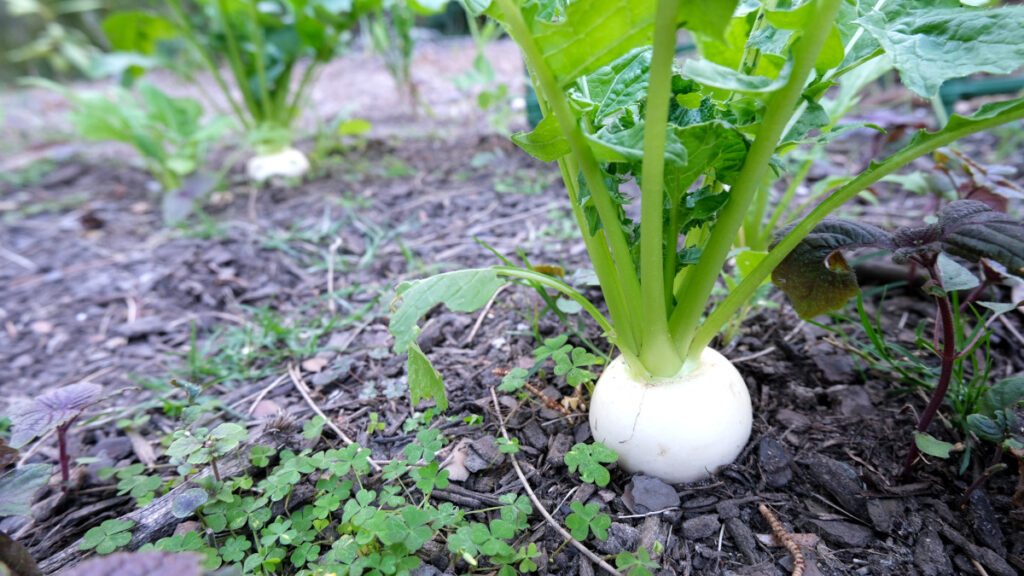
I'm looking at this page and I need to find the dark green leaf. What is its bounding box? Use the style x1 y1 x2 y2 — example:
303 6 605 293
858 0 1024 98
772 219 892 319
407 344 448 412
0 464 51 517
511 114 570 162
934 200 1024 278
978 377 1024 417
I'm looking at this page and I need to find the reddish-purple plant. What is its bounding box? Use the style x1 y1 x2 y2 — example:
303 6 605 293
772 200 1024 476
9 383 103 490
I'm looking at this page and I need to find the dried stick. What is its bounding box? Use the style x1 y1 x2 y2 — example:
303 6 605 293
287 363 381 472
326 237 342 316
465 283 509 344
489 387 622 576
759 504 805 576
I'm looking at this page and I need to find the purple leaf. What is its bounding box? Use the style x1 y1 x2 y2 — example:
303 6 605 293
934 200 1024 277
9 383 102 449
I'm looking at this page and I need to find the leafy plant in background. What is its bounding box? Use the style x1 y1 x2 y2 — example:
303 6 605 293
0 0 112 80
772 199 1024 477
8 382 102 489
24 79 229 223
451 0 513 134
166 422 249 481
104 0 381 180
390 0 1024 484
368 0 450 112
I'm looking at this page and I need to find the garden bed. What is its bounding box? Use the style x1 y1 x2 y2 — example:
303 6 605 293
2 38 1024 576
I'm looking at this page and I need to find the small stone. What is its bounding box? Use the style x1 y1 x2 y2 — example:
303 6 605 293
682 514 721 540
967 490 1005 557
724 517 760 563
758 437 793 488
803 454 868 518
716 501 740 520
914 527 952 576
595 523 640 555
464 436 502 473
807 519 873 548
867 499 904 534
826 385 877 418
115 316 167 338
174 521 203 536
301 357 328 373
520 420 546 450
809 347 855 383
775 409 810 431
624 475 680 514
547 433 573 465
251 400 282 418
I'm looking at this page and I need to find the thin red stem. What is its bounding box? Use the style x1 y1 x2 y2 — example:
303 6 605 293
902 264 958 477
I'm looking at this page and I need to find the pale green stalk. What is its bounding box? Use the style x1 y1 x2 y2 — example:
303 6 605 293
493 0 645 361
691 102 1024 354
245 0 273 124
636 0 687 376
670 0 843 366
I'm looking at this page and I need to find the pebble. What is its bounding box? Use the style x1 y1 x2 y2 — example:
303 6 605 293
547 432 573 465
624 475 680 514
866 499 904 534
914 527 953 576
826 385 877 418
757 436 793 488
595 522 640 555
464 435 502 473
682 514 721 540
807 519 874 548
803 454 868 518
967 490 1006 557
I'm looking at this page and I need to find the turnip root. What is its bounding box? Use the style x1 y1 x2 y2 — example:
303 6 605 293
246 147 310 182
588 347 752 484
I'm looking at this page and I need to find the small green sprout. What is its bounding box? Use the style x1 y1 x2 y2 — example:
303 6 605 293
564 442 618 487
80 519 135 555
565 501 611 541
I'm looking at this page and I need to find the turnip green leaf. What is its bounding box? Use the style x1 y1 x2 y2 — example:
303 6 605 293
407 344 448 412
913 432 956 459
0 463 51 517
858 0 1024 98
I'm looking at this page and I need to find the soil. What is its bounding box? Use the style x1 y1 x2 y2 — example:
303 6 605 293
2 37 1024 576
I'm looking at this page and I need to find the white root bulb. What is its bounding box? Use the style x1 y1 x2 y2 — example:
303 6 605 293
588 347 752 484
246 147 311 182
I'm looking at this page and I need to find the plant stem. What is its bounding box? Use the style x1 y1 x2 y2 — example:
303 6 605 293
493 0 644 362
245 0 273 123
693 101 1024 354
671 0 843 364
57 424 71 490
636 0 685 377
902 265 957 477
216 0 260 122
166 0 252 129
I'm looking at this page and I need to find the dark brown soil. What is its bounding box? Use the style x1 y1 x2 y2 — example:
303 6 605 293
2 40 1024 576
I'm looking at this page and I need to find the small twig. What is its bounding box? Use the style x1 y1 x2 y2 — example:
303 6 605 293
489 387 622 576
326 237 343 316
465 283 510 345
998 314 1024 348
0 243 39 271
731 346 776 364
971 557 991 576
616 507 680 520
246 372 291 416
759 504 805 576
287 363 381 472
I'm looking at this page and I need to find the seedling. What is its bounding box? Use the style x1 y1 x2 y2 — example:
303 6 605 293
772 199 1024 475
166 423 248 482
9 383 102 489
564 442 618 488
615 547 660 576
79 519 135 555
564 501 611 542
391 0 1024 483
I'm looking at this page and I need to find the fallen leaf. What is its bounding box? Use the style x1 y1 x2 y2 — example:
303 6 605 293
302 358 328 373
126 431 157 467
441 439 471 482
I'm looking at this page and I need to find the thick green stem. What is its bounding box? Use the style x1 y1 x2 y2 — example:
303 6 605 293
636 0 685 377
692 103 1024 354
246 0 273 122
216 0 260 121
671 0 843 364
167 0 251 129
494 0 644 361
